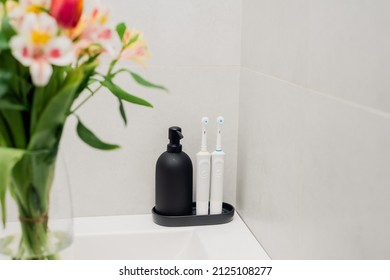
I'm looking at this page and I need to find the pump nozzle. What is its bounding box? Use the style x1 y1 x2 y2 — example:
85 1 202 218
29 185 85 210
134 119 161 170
167 126 183 153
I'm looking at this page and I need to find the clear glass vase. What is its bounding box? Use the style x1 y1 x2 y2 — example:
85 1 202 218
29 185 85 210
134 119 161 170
0 150 73 260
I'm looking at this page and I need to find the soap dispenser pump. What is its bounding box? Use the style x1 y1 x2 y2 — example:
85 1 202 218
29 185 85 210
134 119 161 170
155 127 193 216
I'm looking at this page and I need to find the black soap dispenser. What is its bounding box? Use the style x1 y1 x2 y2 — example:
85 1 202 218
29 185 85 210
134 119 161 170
155 127 193 216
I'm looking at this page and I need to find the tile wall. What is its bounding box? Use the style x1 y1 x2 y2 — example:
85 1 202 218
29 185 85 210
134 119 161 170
237 0 390 259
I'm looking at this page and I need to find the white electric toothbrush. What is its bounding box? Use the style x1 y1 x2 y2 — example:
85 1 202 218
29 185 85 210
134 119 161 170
210 116 225 215
196 117 211 215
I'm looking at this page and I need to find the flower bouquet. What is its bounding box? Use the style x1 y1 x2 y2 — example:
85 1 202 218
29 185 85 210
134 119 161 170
0 0 165 259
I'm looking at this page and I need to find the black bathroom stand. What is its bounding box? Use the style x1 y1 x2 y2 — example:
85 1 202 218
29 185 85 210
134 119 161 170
152 202 235 227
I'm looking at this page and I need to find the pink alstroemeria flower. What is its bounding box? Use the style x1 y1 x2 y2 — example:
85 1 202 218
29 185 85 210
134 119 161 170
120 29 150 66
10 13 75 86
23 0 51 12
8 0 51 29
72 7 120 58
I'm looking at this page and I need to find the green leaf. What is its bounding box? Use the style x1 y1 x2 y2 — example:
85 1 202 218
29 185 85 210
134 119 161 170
0 70 12 98
0 133 5 147
1 110 26 149
130 72 168 92
0 53 32 112
28 67 84 151
0 113 12 147
101 79 153 108
0 99 27 111
30 66 67 134
118 98 127 126
0 32 8 50
9 75 32 103
115 69 168 92
0 147 25 227
76 118 120 150
75 59 98 99
116 22 126 41
1 16 16 39
131 72 167 91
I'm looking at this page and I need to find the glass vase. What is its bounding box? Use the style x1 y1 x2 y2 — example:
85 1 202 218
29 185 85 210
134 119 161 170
0 150 73 260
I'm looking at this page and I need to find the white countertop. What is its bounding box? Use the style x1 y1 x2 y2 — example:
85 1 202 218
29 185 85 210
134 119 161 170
64 213 270 260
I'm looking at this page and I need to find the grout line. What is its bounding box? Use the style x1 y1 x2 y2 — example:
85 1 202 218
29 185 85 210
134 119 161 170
235 0 244 211
238 0 243 68
98 63 241 69
241 66 390 120
145 65 241 68
236 0 244 209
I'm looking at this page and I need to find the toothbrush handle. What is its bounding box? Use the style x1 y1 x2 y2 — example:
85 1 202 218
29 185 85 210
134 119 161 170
196 152 211 215
210 151 225 215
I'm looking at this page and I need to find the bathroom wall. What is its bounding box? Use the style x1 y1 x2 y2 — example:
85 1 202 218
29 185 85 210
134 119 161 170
237 0 390 259
5 0 388 260
60 0 242 217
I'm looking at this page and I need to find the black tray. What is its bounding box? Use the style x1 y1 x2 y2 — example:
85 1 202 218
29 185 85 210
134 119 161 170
152 202 235 227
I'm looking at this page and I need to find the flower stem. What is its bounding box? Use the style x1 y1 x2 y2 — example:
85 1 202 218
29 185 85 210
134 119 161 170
70 85 103 114
107 59 119 78
70 57 120 114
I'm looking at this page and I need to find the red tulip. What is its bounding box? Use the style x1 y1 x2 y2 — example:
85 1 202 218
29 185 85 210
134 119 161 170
50 0 84 29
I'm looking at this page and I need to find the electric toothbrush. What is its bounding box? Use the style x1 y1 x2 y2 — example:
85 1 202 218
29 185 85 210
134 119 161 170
210 116 225 215
196 117 211 215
